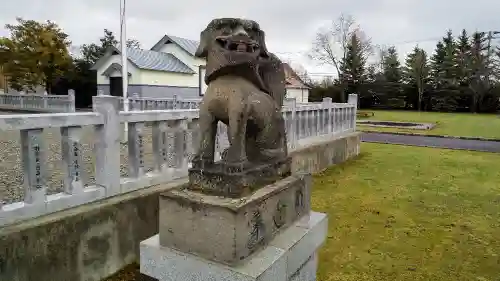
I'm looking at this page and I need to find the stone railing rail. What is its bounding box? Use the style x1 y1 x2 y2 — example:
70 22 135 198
0 90 76 113
118 95 316 112
119 93 202 111
0 94 358 227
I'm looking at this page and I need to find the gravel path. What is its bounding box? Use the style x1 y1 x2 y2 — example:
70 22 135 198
0 125 158 204
361 132 500 152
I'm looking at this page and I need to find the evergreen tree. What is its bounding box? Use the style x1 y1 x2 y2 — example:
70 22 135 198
430 40 446 89
455 29 472 86
382 46 402 82
80 29 118 66
493 46 500 81
468 31 489 112
380 46 403 102
365 64 381 83
404 46 429 111
308 24 500 112
450 29 474 110
428 31 460 111
79 29 140 66
360 64 385 108
441 30 458 86
126 39 141 49
339 33 367 101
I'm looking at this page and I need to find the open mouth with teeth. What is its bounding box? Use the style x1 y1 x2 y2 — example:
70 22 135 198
216 37 259 53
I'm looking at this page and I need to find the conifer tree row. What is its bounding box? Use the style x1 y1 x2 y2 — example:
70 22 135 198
310 14 500 112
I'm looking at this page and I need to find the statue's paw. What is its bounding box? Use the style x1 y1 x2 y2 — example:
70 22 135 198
259 148 286 160
220 148 229 161
225 157 249 165
192 154 214 166
223 154 249 166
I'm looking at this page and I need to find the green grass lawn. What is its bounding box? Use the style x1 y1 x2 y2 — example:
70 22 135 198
357 110 500 139
105 143 500 281
314 143 500 281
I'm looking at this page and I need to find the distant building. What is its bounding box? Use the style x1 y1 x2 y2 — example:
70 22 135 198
91 35 309 102
91 35 204 99
283 63 310 103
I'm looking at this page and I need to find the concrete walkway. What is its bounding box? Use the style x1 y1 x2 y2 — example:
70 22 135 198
361 132 500 153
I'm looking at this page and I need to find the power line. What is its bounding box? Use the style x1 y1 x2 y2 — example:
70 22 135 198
276 31 500 59
281 30 500 78
308 73 337 76
274 36 446 58
377 36 443 47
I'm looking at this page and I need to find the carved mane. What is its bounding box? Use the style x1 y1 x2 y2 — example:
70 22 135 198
195 18 286 108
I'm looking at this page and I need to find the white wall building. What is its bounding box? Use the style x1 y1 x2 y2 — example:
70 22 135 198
92 35 308 102
283 63 310 103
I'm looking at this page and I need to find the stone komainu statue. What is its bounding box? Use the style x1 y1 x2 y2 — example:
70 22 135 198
192 18 288 166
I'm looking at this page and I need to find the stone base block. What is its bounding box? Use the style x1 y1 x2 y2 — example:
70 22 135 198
158 174 311 265
140 211 328 281
188 157 291 198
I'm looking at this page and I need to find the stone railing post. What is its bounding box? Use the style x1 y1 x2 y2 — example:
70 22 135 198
172 94 178 110
289 98 298 148
20 128 47 205
127 96 146 177
177 96 183 109
322 97 333 134
165 119 188 176
186 119 199 168
43 95 48 110
61 126 85 194
68 89 76 112
127 120 146 178
152 121 168 173
93 95 121 196
348 94 358 132
130 92 140 111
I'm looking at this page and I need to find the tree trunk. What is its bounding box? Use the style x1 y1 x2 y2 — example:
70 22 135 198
471 93 478 113
417 86 423 111
45 81 50 94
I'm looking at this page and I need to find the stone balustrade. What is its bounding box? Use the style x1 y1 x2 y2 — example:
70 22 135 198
127 95 201 110
0 90 76 112
0 94 358 227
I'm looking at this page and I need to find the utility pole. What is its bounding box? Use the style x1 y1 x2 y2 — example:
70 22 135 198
120 0 129 136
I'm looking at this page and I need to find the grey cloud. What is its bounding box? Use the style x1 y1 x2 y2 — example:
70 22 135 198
0 0 498 75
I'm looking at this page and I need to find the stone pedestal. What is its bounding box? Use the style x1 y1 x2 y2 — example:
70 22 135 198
140 211 327 281
188 157 291 198
139 174 328 281
159 174 310 264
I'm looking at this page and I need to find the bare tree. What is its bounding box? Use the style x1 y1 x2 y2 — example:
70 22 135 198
492 46 500 81
309 14 373 79
285 60 312 84
374 45 389 73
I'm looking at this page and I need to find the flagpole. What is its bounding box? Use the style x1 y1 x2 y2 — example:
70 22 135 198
120 0 129 136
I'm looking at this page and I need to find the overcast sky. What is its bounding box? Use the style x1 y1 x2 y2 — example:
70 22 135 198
1 0 498 78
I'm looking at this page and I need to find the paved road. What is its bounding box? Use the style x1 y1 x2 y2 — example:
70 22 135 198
361 132 500 153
